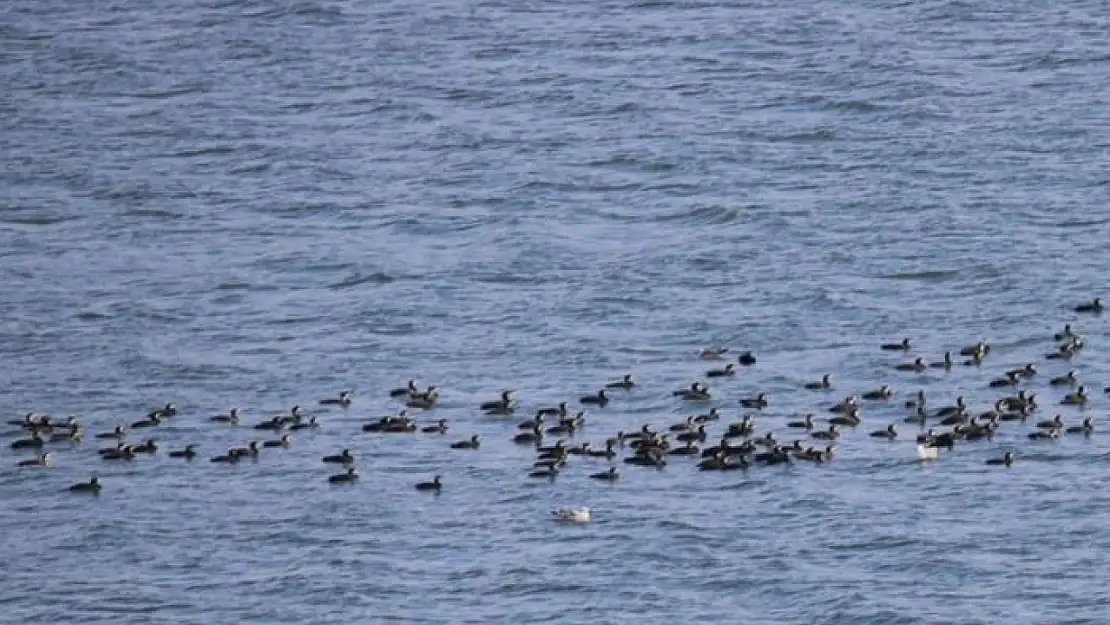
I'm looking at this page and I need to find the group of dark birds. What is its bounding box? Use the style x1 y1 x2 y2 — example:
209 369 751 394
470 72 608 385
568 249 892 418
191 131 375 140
4 297 1105 495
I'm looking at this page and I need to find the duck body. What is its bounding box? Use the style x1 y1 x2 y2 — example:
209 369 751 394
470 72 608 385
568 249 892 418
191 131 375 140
707 364 735 378
986 452 1015 466
480 391 517 414
322 449 355 464
69 477 101 493
861 385 893 400
329 468 359 483
320 391 353 407
881 338 911 351
804 375 831 390
17 453 50 467
580 390 609 406
450 435 481 450
552 507 591 523
894 358 926 372
168 445 197 459
1074 297 1103 313
605 375 635 389
870 424 897 440
739 393 767 409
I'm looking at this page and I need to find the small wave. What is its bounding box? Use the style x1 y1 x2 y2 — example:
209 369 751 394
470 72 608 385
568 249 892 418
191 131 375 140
766 126 836 142
822 99 883 113
73 310 111 322
0 213 77 226
881 270 961 282
328 272 395 290
169 144 237 159
654 205 739 225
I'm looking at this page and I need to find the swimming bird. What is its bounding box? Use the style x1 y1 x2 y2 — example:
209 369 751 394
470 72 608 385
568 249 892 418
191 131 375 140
16 453 50 468
829 406 861 427
415 475 442 492
168 444 197 459
586 440 617 460
861 385 893 400
513 426 542 444
707 363 735 378
552 507 591 523
480 390 517 414
589 467 619 482
699 347 728 359
11 433 44 449
930 352 953 370
536 402 568 418
131 439 158 454
131 414 161 429
904 390 926 408
736 351 756 366
725 417 755 438
68 476 101 493
903 405 928 425
406 386 440 409
328 468 359 484
740 393 768 409
230 441 261 458
1046 343 1080 360
676 425 708 443
1066 417 1094 435
545 420 577 437
322 449 354 464
1074 297 1103 313
580 389 609 406
254 417 284 431
320 391 353 407
1054 324 1076 341
450 435 481 450
263 435 292 448
881 338 911 351
934 396 967 418
289 416 319 431
421 419 448 434
894 358 926 372
693 408 721 423
605 374 635 389
830 396 857 414
985 452 1015 466
1061 386 1088 405
100 445 135 461
390 379 418 397
788 414 815 430
1051 371 1078 386
146 403 177 419
211 451 241 463
6 412 38 428
804 375 832 390
210 408 241 424
870 424 897 440
989 372 1021 388
674 382 711 401
1006 364 1037 379
812 425 839 440
960 339 990 357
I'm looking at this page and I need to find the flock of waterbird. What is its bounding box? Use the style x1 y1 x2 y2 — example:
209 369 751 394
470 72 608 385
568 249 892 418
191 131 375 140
4 297 1105 498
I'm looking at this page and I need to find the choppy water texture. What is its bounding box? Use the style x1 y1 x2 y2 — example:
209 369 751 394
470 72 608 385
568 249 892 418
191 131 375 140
3 0 1110 623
